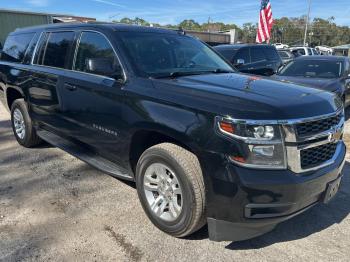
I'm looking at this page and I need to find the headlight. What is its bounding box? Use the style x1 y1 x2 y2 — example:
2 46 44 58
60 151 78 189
216 117 286 169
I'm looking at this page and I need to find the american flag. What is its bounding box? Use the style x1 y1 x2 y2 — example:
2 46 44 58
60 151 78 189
256 0 274 43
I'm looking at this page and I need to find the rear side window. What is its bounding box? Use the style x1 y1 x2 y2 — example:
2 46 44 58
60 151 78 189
34 31 75 69
250 47 266 63
74 31 121 78
1 33 35 63
215 48 237 62
234 48 250 64
44 32 75 68
263 47 280 61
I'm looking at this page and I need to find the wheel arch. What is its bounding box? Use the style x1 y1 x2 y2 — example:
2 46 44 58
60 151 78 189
128 128 201 174
6 87 25 110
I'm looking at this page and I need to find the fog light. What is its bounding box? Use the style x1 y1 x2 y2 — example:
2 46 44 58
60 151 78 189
250 145 274 157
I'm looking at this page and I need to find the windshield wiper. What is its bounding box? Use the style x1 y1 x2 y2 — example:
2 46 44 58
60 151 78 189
210 68 235 74
152 71 208 79
152 69 235 79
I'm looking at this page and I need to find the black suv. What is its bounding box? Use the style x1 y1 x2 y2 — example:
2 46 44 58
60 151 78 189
0 23 346 242
214 44 283 76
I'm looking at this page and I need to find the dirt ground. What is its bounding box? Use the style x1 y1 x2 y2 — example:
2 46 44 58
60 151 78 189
0 103 349 262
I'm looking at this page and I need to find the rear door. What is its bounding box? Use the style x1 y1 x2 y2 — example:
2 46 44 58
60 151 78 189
28 30 77 134
58 30 127 163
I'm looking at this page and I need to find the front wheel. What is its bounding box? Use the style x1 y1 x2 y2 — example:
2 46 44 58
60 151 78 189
10 99 42 147
136 143 206 238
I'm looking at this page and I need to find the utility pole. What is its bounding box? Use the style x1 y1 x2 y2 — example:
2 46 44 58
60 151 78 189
303 0 312 46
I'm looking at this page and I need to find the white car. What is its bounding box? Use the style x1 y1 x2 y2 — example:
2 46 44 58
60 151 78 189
290 46 314 57
274 43 289 49
315 46 334 56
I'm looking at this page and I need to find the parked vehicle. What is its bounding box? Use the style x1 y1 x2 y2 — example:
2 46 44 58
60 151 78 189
290 46 314 56
273 56 350 107
311 48 320 56
278 49 295 64
0 23 346 242
214 44 283 76
273 43 289 49
316 46 334 56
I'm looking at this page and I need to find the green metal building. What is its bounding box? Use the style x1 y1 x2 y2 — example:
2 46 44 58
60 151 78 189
0 9 52 46
0 9 96 47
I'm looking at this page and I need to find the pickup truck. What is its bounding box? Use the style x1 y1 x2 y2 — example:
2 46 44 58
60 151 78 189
0 23 346 242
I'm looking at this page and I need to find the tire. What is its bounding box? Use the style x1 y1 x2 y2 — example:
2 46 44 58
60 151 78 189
136 143 206 238
10 99 42 147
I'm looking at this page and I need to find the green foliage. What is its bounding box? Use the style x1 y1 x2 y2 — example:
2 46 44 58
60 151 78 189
113 16 350 47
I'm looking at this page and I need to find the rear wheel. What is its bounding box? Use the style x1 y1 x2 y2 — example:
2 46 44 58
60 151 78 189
136 143 206 237
10 99 42 147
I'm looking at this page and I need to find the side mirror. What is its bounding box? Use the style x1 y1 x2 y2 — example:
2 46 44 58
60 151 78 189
235 58 245 66
86 58 123 80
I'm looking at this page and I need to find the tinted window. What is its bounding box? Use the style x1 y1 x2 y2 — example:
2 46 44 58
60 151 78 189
263 47 280 61
234 48 250 64
74 31 122 78
250 47 266 63
297 48 306 55
278 51 290 58
42 31 75 68
34 32 49 65
1 33 35 63
279 59 343 78
307 48 312 55
23 33 40 64
118 32 233 78
215 48 237 62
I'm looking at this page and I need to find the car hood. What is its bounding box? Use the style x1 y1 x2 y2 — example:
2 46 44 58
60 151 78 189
272 75 341 92
150 73 339 120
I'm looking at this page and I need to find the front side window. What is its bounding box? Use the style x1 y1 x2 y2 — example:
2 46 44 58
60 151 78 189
1 33 35 63
297 48 306 55
118 32 234 78
74 31 122 78
279 60 343 78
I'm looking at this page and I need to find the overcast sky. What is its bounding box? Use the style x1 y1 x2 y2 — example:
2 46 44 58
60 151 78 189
1 0 349 26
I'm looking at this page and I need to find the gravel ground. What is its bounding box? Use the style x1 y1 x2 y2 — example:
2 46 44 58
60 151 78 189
0 103 349 262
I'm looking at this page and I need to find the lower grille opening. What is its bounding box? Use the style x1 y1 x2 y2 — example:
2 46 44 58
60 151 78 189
300 143 337 169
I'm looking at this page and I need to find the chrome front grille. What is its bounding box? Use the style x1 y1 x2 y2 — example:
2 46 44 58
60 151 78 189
283 109 344 173
295 114 342 137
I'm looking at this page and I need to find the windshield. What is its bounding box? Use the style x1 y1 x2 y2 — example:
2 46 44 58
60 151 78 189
117 32 234 78
279 59 343 78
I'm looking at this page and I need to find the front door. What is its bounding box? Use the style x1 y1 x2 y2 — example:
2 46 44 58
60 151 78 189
58 31 127 164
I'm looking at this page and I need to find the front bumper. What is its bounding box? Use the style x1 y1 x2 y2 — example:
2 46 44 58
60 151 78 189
204 141 346 242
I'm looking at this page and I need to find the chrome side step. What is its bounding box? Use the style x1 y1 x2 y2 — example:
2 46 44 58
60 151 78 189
37 129 134 181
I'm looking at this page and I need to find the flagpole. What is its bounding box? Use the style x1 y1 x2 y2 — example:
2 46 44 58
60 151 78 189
303 0 312 46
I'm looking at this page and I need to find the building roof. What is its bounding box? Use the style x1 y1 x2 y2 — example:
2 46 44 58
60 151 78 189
333 44 350 50
0 8 95 21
